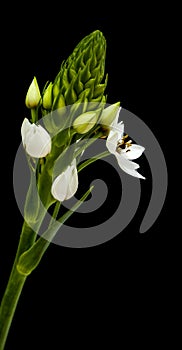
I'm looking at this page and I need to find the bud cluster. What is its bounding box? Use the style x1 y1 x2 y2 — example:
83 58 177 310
42 30 107 114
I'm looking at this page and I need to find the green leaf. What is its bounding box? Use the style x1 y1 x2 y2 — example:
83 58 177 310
17 186 94 276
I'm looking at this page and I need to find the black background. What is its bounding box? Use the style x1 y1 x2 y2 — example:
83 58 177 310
0 5 171 349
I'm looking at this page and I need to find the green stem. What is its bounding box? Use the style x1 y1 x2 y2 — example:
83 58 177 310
0 142 110 348
0 186 92 348
77 150 110 173
0 268 26 350
48 201 61 228
0 222 35 350
30 108 38 123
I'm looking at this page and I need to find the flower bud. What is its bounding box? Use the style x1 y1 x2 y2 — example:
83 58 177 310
52 92 66 111
53 79 60 99
99 102 121 128
25 77 41 109
21 118 51 158
42 82 53 110
51 160 78 201
73 111 98 134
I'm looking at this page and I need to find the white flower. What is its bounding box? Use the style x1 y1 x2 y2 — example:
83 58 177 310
21 118 51 158
106 119 145 179
51 159 78 201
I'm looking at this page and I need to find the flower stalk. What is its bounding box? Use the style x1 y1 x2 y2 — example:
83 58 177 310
0 30 108 349
0 29 145 350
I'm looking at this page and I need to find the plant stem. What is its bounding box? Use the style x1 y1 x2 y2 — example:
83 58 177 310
0 186 93 348
0 140 110 348
0 221 36 349
0 268 27 350
77 150 110 173
30 108 38 123
48 201 61 228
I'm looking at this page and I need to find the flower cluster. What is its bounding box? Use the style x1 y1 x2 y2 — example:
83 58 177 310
22 30 145 206
22 84 145 203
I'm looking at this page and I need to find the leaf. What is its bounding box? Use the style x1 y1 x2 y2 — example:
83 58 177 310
17 186 94 275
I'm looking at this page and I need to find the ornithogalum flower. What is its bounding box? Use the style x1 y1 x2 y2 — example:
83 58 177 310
51 159 78 201
21 118 51 158
106 117 145 179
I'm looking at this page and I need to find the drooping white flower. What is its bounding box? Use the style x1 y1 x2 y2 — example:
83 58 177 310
51 159 78 202
21 118 51 158
106 119 145 179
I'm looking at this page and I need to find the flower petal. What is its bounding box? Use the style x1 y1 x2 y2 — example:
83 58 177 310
111 120 124 138
66 165 78 200
21 118 31 146
106 130 118 153
122 144 145 160
37 125 52 156
116 153 145 179
26 130 51 158
21 119 51 158
51 172 68 202
111 107 122 127
51 160 79 202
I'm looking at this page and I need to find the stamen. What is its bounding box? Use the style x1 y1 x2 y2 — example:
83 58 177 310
117 135 132 152
126 140 132 147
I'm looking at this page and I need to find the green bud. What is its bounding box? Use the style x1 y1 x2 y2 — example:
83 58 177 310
53 30 107 109
99 102 121 128
42 82 53 110
41 31 108 124
53 80 60 99
25 77 41 109
73 111 98 134
53 92 66 110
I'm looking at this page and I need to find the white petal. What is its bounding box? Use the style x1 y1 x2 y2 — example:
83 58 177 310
51 172 68 202
106 131 118 154
26 130 51 158
21 118 31 146
21 119 51 158
37 125 51 155
111 120 124 138
51 160 79 202
66 165 78 200
111 107 122 126
123 144 145 160
116 153 145 179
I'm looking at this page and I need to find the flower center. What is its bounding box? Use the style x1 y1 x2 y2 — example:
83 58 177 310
117 134 132 153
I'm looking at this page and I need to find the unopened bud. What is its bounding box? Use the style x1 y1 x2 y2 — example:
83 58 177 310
73 111 98 134
53 93 65 110
99 102 121 128
42 82 53 110
21 118 51 158
51 159 78 202
25 77 41 109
